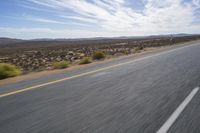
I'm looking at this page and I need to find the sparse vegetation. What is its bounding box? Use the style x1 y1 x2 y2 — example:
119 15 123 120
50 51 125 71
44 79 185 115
133 47 143 53
53 61 69 69
1 35 200 73
93 51 106 60
0 63 21 79
122 50 130 55
79 57 92 65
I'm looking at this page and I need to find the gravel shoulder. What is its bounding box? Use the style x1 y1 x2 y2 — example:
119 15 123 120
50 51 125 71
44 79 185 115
0 40 199 85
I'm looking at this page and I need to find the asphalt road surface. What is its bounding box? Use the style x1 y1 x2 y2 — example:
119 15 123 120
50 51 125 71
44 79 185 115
0 43 200 133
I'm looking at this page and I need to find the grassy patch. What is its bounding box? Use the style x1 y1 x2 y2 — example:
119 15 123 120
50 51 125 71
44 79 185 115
0 63 21 79
52 61 69 69
122 50 130 55
79 57 92 65
93 51 106 60
133 47 144 53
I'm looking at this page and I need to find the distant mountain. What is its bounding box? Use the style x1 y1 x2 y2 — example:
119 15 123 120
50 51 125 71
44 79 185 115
0 34 198 48
0 37 25 46
172 33 193 37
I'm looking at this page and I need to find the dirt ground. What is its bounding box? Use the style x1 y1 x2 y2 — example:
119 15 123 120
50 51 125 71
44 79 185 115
1 40 199 85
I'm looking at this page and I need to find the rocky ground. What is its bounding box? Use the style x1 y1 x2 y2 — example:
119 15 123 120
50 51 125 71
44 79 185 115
0 35 200 73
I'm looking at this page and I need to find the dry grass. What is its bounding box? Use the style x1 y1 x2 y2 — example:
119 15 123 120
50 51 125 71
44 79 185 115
79 57 92 65
52 61 69 69
93 51 106 60
0 63 21 79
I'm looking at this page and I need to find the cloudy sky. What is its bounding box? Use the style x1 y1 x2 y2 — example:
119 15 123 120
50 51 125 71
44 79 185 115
1 0 200 39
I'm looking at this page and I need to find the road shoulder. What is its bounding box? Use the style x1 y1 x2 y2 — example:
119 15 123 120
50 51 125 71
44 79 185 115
0 40 199 85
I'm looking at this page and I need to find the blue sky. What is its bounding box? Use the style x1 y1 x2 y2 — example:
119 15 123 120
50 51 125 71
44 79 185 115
0 0 200 39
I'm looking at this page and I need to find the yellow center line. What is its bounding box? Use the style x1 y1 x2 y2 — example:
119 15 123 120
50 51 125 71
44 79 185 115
0 60 135 98
0 43 195 98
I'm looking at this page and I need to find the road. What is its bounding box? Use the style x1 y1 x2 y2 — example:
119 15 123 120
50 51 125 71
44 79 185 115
0 43 200 133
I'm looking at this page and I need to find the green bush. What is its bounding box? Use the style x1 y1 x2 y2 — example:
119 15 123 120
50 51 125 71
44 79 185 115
79 57 92 65
123 50 130 55
53 61 69 69
93 51 106 60
133 47 143 53
0 63 21 79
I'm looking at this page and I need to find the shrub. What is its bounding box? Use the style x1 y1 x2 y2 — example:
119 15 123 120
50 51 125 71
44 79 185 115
53 61 69 69
123 50 130 55
0 63 21 79
93 51 106 60
133 47 143 53
79 57 92 65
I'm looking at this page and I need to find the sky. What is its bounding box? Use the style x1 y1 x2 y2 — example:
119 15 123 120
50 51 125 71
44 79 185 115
1 0 200 39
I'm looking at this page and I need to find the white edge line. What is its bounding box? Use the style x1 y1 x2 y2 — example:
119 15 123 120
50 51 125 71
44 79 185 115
157 87 199 133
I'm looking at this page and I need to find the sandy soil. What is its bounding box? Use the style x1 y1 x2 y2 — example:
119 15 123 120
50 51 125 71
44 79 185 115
0 40 199 85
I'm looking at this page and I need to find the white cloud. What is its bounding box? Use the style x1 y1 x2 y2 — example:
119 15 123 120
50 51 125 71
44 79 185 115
0 27 123 39
1 24 200 39
26 0 58 8
5 0 200 38
61 16 97 23
24 16 91 27
193 0 200 7
137 0 195 31
27 17 66 24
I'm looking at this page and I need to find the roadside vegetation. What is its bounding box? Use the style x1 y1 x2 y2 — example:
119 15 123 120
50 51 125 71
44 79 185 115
79 57 92 65
0 36 199 78
52 61 69 69
0 63 21 79
93 51 106 60
133 47 144 53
